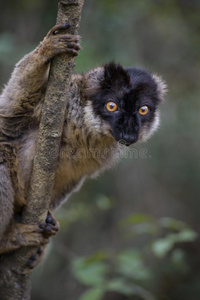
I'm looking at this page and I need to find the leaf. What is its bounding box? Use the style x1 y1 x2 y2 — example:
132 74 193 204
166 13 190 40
116 249 151 280
151 238 174 258
120 214 154 227
171 249 185 264
107 278 157 300
176 229 198 242
158 217 186 231
87 250 108 262
96 195 112 210
71 257 108 286
107 278 135 295
152 229 198 258
79 287 105 300
129 223 158 236
170 249 189 273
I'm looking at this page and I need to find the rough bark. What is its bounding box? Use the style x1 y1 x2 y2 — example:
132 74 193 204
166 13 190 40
0 1 84 299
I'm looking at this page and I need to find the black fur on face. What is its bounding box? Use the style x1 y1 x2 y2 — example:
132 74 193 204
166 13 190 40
89 62 163 145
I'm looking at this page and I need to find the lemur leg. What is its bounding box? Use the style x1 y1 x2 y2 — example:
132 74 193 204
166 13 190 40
0 23 80 117
0 223 48 255
0 210 59 256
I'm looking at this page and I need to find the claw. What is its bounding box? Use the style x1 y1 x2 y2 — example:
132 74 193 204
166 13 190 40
49 23 71 37
27 246 45 269
39 211 59 237
64 22 71 29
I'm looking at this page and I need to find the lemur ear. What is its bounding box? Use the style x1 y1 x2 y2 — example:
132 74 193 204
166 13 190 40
84 67 104 98
152 74 167 102
103 62 130 89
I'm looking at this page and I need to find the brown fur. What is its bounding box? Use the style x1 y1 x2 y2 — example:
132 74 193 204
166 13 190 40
0 24 166 256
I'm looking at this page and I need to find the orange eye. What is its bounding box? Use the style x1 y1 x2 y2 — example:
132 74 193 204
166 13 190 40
106 102 118 112
139 105 149 115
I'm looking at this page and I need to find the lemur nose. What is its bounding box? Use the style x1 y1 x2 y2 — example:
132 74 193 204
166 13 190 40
122 134 137 146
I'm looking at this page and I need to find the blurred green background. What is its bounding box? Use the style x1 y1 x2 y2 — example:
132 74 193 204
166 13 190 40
1 0 200 299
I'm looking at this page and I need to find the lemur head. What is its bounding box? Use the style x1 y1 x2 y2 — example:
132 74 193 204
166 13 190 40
84 62 166 146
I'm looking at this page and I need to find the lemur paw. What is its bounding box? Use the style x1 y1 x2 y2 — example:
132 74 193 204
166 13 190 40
27 246 45 269
50 22 71 35
40 23 81 62
39 210 59 238
27 211 59 269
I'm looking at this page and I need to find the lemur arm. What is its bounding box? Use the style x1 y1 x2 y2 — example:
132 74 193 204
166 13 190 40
0 24 79 257
0 24 80 117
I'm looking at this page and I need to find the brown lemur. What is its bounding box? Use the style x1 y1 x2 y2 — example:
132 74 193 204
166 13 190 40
0 24 166 260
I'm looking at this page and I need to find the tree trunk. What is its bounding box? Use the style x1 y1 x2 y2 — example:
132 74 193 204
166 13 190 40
0 1 84 299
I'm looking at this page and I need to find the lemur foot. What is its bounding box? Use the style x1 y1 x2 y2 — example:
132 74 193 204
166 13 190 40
0 211 59 257
39 23 81 62
27 211 59 268
39 210 59 238
25 211 59 268
27 246 45 269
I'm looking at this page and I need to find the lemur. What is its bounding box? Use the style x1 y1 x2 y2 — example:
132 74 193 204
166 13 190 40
0 24 166 262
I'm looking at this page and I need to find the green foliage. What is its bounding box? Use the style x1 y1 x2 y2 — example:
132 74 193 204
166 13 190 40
152 229 198 258
121 214 154 226
107 278 135 295
116 250 151 280
70 214 198 300
71 257 108 286
79 288 105 300
121 214 198 258
71 249 154 300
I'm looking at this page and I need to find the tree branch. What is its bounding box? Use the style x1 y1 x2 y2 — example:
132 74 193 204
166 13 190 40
23 0 84 225
0 1 84 299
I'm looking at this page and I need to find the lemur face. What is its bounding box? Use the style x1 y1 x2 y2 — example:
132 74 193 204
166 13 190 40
89 63 166 145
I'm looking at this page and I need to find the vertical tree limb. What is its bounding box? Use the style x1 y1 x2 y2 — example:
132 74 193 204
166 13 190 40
23 0 84 225
0 1 84 299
